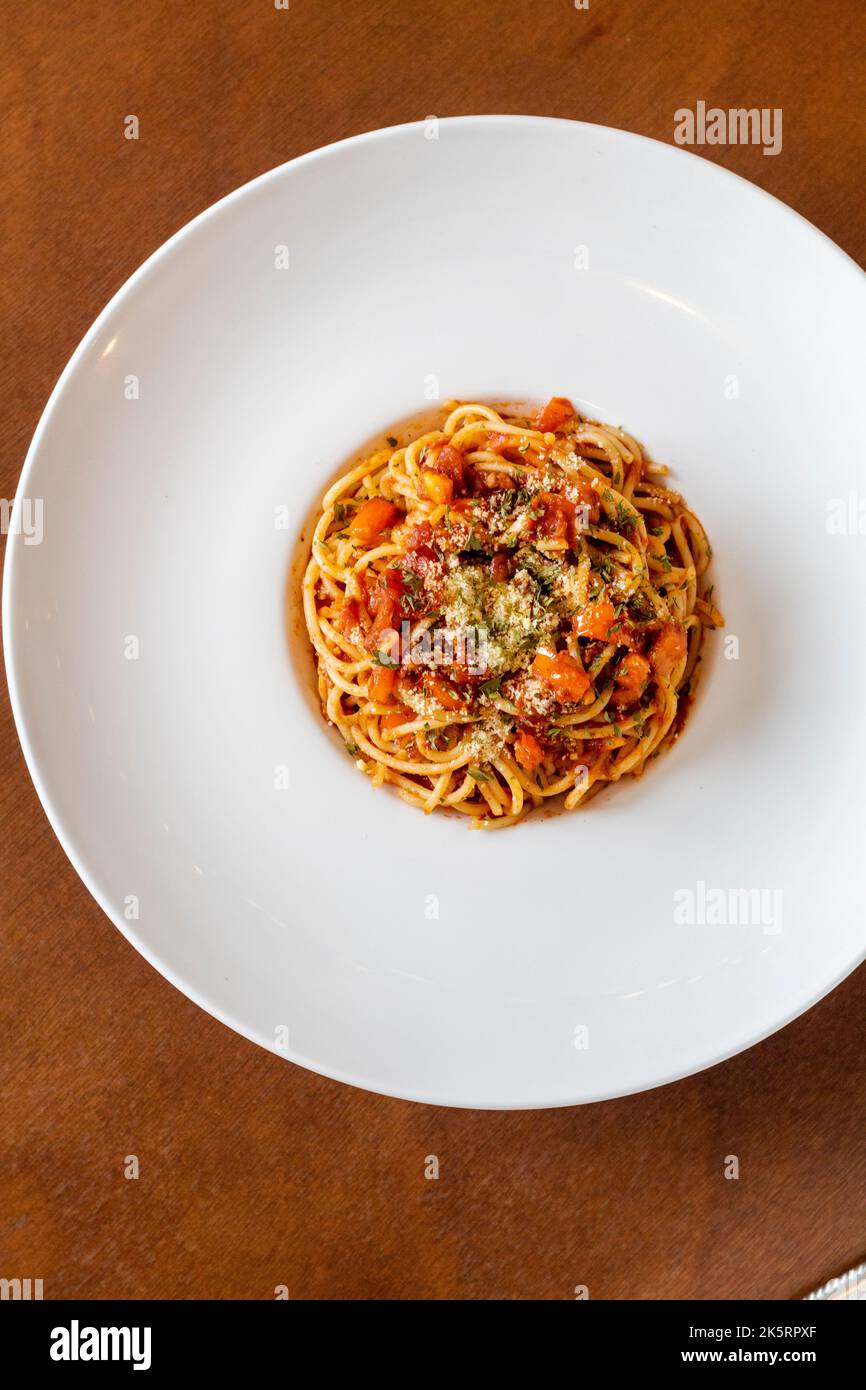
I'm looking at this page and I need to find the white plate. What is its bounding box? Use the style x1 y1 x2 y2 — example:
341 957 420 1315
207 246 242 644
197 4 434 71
5 117 866 1108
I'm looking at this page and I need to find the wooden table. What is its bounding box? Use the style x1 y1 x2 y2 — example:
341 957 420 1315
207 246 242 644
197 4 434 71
2 0 864 1300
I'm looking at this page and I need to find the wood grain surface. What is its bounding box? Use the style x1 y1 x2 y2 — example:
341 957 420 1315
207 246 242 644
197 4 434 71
1 0 864 1301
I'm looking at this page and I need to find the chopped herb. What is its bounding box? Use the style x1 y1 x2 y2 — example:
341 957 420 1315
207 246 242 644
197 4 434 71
481 676 502 697
468 767 489 782
659 555 673 572
345 742 359 755
395 568 426 613
372 649 399 668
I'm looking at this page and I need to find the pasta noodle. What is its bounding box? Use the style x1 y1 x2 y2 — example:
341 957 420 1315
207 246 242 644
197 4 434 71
302 398 722 828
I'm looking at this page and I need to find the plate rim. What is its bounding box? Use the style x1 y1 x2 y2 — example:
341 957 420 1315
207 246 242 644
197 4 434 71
4 114 866 1109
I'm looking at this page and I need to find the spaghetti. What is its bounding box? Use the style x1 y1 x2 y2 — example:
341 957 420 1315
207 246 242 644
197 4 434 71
302 398 722 828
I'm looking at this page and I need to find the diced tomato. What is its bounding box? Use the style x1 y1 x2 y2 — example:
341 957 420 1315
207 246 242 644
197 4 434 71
486 431 526 457
380 567 407 599
426 442 466 493
401 547 435 578
570 476 601 526
368 664 397 702
611 653 651 708
574 600 616 642
438 496 473 548
650 623 687 678
451 660 489 686
514 728 544 772
365 577 395 616
535 396 576 433
364 573 400 650
381 704 413 732
368 616 398 654
421 469 453 505
404 520 436 552
477 469 514 491
404 555 444 615
367 563 419 615
536 492 576 542
491 552 513 583
424 674 464 711
348 498 400 546
334 595 370 638
334 602 354 637
532 650 591 703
